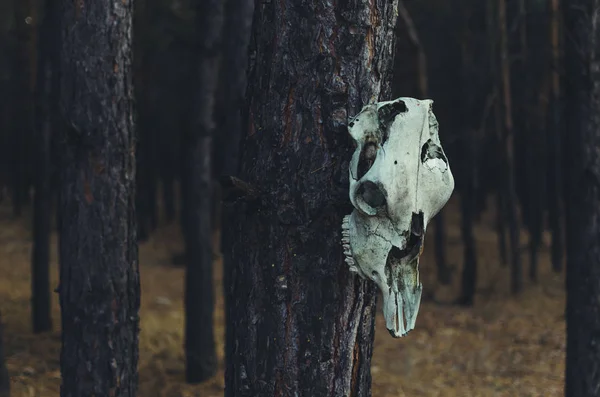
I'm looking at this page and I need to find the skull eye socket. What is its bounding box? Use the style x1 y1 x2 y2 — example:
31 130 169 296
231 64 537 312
357 181 386 209
357 142 378 179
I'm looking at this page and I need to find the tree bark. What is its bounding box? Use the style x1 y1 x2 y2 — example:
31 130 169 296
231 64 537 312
31 0 57 334
182 0 224 383
0 312 8 397
564 1 600 395
225 0 398 395
57 0 140 395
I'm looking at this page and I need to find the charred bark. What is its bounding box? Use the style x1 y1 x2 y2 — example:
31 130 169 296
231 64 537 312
57 0 140 395
181 0 223 383
225 0 398 395
31 0 57 334
0 312 8 397
564 1 600 395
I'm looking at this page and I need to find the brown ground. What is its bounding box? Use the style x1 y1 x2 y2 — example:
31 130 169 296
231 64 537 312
1 196 565 397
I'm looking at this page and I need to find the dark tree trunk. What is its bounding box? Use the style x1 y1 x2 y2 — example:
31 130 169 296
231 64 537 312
564 1 600 395
498 0 522 294
31 0 57 334
11 0 34 217
548 0 564 273
434 214 451 285
457 132 477 306
57 0 140 395
224 0 398 395
486 0 508 268
0 312 8 397
213 0 255 385
181 0 223 383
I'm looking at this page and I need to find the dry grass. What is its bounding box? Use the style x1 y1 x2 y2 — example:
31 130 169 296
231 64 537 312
0 197 565 396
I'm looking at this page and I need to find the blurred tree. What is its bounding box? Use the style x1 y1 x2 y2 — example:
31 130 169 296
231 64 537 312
564 1 600 395
181 0 223 383
548 0 564 274
224 0 398 395
11 0 35 217
498 0 522 294
0 312 7 397
212 0 255 381
30 0 56 334
56 0 140 396
456 1 479 306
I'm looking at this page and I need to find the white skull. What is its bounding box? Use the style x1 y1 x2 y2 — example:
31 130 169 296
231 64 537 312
341 97 454 338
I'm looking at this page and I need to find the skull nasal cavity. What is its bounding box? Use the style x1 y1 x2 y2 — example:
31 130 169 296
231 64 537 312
357 181 386 209
357 142 378 179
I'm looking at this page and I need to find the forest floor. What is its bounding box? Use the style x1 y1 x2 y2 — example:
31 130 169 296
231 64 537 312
0 196 565 397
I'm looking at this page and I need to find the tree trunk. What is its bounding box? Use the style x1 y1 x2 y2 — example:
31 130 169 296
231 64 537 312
11 0 34 217
31 0 56 334
458 132 478 306
548 0 564 273
213 0 255 384
498 0 522 294
564 1 600 395
182 0 224 383
225 0 398 395
0 312 8 397
57 0 140 395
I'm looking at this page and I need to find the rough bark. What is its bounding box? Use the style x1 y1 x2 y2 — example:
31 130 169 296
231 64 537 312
182 0 223 383
564 1 600 395
0 312 8 397
31 0 57 334
225 0 398 395
57 0 140 395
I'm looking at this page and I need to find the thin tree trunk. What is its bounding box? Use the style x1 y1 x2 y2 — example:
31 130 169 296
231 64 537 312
182 0 224 383
517 0 543 282
487 0 508 267
498 0 522 294
548 0 564 273
458 131 478 306
31 0 56 334
0 312 8 397
225 0 398 395
11 0 34 217
57 0 140 395
214 0 255 385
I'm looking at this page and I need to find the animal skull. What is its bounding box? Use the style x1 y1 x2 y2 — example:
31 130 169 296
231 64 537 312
341 97 454 338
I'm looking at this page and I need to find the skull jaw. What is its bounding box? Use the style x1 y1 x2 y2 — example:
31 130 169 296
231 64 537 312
342 212 424 338
381 258 423 338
